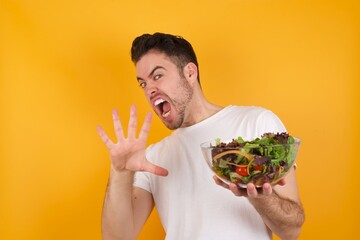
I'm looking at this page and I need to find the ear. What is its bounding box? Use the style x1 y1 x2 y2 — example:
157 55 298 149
183 62 198 84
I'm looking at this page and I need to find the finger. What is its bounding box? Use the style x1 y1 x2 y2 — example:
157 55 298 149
96 126 114 149
262 183 273 195
229 183 247 197
277 178 286 186
213 176 230 189
139 112 152 141
141 161 168 176
112 109 125 141
247 183 258 198
128 105 138 139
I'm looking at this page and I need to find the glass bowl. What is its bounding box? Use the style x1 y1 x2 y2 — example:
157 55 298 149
200 134 301 188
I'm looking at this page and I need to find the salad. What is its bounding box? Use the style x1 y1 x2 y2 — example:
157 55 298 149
210 132 298 186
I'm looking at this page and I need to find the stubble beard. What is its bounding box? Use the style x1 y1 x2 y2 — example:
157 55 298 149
164 78 193 130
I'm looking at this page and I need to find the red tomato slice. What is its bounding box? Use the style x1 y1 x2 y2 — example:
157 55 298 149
253 165 263 171
236 165 249 176
235 178 243 184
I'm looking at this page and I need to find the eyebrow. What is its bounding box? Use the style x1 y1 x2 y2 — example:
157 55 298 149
137 66 165 81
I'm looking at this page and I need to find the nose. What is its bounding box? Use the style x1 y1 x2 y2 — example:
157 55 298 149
145 81 158 97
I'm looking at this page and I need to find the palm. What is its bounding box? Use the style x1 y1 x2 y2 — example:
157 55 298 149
110 140 146 172
97 105 168 176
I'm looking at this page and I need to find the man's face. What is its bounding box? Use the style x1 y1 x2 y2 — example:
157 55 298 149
136 51 193 130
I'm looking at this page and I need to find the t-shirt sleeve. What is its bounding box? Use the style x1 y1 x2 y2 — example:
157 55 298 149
133 145 155 193
133 171 151 193
256 109 287 135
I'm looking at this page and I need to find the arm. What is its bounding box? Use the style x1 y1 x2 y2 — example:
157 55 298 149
214 168 304 240
97 105 168 240
247 168 304 240
249 111 304 239
102 169 154 240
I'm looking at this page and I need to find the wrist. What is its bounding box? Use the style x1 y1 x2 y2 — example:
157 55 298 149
109 165 135 183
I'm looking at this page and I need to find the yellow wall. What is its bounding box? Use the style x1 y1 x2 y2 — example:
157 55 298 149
1 0 359 239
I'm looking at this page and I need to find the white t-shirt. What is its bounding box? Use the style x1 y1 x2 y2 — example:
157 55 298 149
134 105 286 240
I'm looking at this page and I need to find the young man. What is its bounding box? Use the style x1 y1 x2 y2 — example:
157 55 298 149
97 33 305 240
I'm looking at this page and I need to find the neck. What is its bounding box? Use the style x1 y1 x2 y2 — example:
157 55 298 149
181 89 222 128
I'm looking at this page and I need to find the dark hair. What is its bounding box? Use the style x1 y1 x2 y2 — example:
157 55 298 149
131 32 200 83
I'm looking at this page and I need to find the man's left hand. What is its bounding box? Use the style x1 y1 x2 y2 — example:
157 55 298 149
213 176 286 198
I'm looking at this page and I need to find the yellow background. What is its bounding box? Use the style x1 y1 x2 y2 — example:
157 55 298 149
1 0 359 239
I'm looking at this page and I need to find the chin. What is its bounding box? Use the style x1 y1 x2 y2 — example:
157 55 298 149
162 119 182 130
163 122 177 130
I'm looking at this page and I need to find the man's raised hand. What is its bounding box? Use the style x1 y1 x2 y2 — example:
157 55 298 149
97 105 168 176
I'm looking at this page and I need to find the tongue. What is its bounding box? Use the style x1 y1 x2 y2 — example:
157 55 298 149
162 101 171 113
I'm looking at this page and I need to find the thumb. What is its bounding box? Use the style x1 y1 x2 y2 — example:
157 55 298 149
142 161 169 176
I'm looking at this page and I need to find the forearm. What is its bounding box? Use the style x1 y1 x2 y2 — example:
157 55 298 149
97 107 162 239
102 168 136 240
249 190 305 240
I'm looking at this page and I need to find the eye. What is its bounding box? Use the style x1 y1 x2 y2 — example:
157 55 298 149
154 74 162 80
139 81 146 88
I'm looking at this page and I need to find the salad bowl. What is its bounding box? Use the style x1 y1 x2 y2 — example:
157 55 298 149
200 132 301 188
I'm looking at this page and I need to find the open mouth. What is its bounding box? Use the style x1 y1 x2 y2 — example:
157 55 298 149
154 98 171 118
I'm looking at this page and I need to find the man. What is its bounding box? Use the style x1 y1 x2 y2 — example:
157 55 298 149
97 32 305 240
